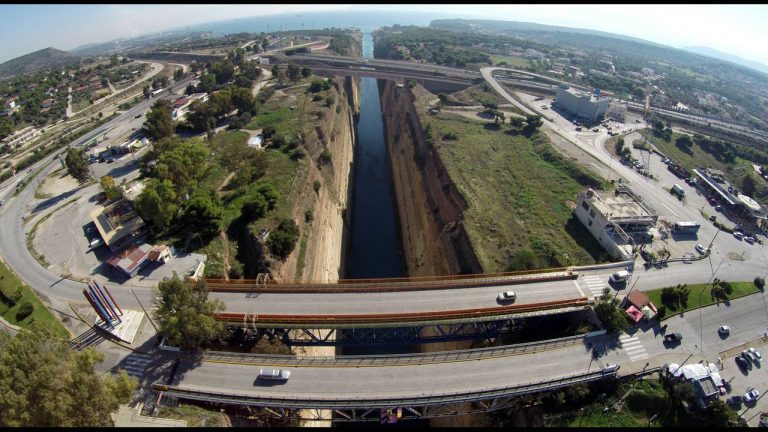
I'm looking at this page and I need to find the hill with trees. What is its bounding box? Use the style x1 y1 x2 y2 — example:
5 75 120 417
0 47 81 79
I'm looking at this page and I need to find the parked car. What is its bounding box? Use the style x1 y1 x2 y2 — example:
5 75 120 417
497 291 516 303
745 388 760 403
718 325 731 336
745 236 755 244
736 355 750 370
743 350 757 363
609 270 631 284
695 244 709 255
257 368 290 381
733 232 744 240
749 347 763 363
106 158 115 163
664 333 683 343
709 215 717 222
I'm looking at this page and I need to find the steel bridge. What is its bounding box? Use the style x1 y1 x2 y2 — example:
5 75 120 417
152 365 619 422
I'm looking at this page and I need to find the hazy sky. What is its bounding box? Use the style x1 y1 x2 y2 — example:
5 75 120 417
1 4 767 66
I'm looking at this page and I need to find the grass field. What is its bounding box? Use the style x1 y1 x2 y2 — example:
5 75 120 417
418 109 609 272
0 260 69 338
646 281 759 317
489 54 532 68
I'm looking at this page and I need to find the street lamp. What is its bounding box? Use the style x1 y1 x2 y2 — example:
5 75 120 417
699 250 725 352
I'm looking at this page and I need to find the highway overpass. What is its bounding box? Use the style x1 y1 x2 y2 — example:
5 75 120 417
153 333 620 421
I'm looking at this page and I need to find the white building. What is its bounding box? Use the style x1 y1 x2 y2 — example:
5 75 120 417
171 93 208 121
555 84 610 123
574 187 659 260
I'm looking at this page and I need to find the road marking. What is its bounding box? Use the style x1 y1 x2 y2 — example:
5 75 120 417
573 280 585 298
120 353 152 377
660 202 679 218
582 275 608 299
619 334 649 361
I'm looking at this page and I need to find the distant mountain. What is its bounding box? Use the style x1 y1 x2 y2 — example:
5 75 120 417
430 19 668 48
0 47 80 79
682 46 768 76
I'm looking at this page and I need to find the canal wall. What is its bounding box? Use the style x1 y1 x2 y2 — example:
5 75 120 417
378 79 482 277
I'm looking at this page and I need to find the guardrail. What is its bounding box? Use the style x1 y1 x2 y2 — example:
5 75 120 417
153 366 619 409
203 334 588 366
206 269 578 293
213 297 590 325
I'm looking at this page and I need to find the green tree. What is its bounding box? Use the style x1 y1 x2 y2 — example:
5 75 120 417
301 67 312 78
142 85 150 98
211 60 235 84
185 84 196 95
173 67 184 81
99 175 115 192
261 37 269 52
186 100 217 132
755 277 766 291
286 64 301 82
0 324 137 427
437 93 448 106
143 99 175 141
180 192 223 239
110 53 119 66
134 178 178 232
64 147 90 184
741 174 756 197
229 86 256 114
267 219 300 260
154 274 225 352
508 116 524 129
209 91 233 117
196 73 216 93
154 140 209 198
615 137 625 154
595 288 628 332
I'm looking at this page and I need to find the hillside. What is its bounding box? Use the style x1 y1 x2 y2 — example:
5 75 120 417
683 46 768 77
0 47 81 79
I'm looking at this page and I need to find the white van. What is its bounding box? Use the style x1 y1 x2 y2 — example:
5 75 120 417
609 270 631 283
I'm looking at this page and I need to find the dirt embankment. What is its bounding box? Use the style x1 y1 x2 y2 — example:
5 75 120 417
267 75 359 284
378 80 482 277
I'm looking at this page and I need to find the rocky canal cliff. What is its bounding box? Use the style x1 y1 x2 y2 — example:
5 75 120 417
379 80 482 277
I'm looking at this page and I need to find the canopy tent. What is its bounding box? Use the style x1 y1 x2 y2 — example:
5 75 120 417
625 305 644 323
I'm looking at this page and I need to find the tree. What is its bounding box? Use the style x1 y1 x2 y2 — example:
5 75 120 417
0 324 137 426
64 147 90 184
173 67 184 81
209 91 233 117
740 174 756 197
142 85 150 98
211 60 235 85
196 73 216 93
301 67 312 78
508 116 524 129
755 277 765 291
229 86 256 114
595 288 628 332
437 93 448 106
267 219 300 260
154 274 225 352
110 53 119 67
261 37 269 52
185 84 196 95
286 64 301 83
134 178 178 232
522 115 543 135
615 137 625 155
99 175 115 192
143 99 175 141
180 192 223 239
186 100 217 132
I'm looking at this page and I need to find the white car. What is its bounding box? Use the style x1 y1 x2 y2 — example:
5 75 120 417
744 388 760 403
258 368 290 381
749 347 763 362
734 232 744 240
718 325 730 336
745 236 755 244
497 291 516 303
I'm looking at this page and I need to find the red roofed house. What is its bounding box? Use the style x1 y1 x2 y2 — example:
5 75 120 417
107 243 152 278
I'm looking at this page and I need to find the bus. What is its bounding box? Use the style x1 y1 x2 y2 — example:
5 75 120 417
672 221 700 233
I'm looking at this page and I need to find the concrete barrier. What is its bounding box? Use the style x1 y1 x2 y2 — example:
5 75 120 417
572 260 635 272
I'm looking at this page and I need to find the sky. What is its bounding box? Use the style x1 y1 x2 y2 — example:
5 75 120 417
1 4 767 66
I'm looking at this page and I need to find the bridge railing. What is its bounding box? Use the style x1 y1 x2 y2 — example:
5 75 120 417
153 366 619 409
213 297 590 325
206 268 578 293
202 334 588 367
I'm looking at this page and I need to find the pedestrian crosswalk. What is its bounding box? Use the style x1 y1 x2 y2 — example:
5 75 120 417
582 274 608 299
619 334 649 361
120 353 152 378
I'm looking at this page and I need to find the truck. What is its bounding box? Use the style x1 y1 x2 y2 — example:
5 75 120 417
671 184 685 198
672 221 700 234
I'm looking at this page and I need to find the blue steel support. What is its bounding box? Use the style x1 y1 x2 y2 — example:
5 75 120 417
92 280 122 324
90 281 119 323
84 289 114 329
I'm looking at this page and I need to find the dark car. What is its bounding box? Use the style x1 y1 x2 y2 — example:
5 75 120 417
736 355 749 370
664 332 683 342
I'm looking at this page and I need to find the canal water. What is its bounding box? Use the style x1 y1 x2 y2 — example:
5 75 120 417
346 32 405 280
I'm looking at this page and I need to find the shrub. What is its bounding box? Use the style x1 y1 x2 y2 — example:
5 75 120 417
312 94 323 102
16 301 34 321
313 180 321 193
755 277 766 291
267 219 300 260
305 209 314 223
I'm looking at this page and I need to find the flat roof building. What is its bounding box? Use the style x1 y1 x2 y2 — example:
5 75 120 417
90 200 147 251
693 168 767 230
555 84 610 123
575 187 659 260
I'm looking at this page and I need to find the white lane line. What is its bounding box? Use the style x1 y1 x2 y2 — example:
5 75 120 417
574 280 585 298
661 202 679 218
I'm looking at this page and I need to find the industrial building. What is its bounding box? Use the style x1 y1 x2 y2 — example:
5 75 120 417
693 168 767 230
555 84 610 123
90 200 147 252
575 187 659 260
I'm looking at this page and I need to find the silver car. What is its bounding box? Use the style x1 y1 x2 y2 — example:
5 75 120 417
258 368 291 380
497 291 516 303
